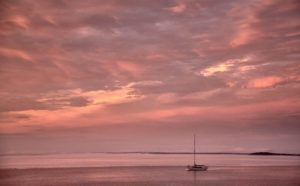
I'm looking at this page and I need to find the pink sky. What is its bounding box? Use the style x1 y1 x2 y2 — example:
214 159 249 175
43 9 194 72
0 0 300 154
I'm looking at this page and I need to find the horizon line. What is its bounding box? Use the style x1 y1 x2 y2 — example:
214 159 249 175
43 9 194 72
1 151 299 156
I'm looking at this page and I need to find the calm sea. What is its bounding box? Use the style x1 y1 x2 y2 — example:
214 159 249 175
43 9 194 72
1 153 300 169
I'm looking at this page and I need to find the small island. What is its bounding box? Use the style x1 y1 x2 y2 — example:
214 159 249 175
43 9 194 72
250 152 300 156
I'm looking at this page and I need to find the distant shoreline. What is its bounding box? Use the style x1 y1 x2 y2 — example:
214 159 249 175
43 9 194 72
106 152 300 156
1 151 299 156
248 152 300 156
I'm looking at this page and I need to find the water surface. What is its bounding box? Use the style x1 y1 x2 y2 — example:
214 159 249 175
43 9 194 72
1 153 300 186
0 153 299 168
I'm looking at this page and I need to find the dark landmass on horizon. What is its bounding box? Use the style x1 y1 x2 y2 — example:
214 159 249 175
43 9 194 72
105 151 300 156
249 152 300 156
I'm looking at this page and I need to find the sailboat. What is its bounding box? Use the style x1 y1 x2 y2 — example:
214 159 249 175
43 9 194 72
186 134 208 171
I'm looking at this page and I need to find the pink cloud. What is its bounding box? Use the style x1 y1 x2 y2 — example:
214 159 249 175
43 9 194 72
228 3 261 47
247 76 284 88
0 48 33 62
10 15 30 29
167 3 186 14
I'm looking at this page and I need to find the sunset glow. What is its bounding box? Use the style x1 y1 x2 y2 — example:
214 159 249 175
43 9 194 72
0 0 299 154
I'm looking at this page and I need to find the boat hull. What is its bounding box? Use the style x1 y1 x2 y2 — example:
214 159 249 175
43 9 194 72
186 165 208 171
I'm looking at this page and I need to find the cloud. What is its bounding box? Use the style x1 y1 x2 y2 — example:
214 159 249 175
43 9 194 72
167 2 186 13
0 0 299 153
247 76 284 88
0 48 33 62
199 56 253 76
0 113 31 123
200 63 234 77
0 95 91 113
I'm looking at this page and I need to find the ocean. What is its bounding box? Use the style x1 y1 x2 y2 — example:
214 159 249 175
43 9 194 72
0 153 300 185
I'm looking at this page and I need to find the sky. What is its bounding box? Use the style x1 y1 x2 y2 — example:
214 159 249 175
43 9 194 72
0 0 300 154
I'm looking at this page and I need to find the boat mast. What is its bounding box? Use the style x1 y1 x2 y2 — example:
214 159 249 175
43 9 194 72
194 134 196 165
